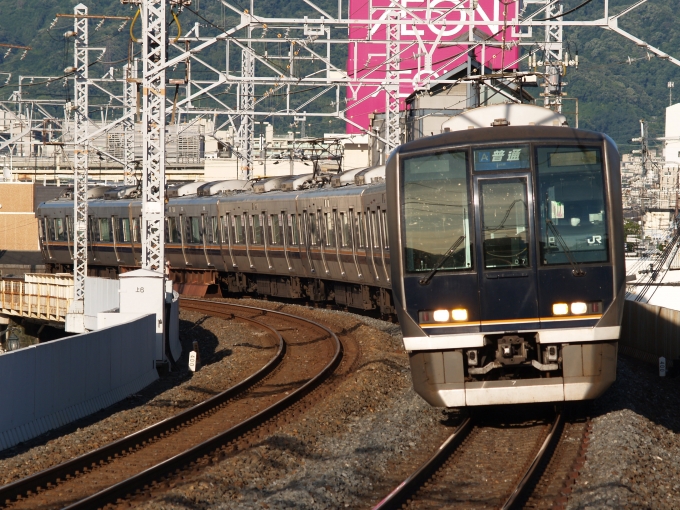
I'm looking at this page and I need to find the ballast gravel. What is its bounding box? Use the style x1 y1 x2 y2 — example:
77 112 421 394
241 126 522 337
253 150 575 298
568 354 680 510
135 299 457 509
3 297 679 509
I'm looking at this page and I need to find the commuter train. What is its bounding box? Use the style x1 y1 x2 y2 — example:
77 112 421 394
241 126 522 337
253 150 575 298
37 106 624 407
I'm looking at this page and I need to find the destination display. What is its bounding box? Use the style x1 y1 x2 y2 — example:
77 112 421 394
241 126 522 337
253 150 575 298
473 146 530 171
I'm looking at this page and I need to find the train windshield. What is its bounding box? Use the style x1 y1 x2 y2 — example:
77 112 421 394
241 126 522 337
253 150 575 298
402 151 472 272
536 145 608 265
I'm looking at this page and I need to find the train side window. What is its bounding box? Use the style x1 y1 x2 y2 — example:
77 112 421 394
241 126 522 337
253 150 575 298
166 217 178 243
270 214 282 244
119 218 131 242
380 209 389 249
233 214 244 243
355 212 365 248
370 210 380 248
309 212 318 245
66 216 73 240
221 215 229 244
251 214 263 244
38 218 45 242
132 217 141 243
211 217 219 245
325 212 336 247
186 216 201 244
88 216 97 242
46 218 55 241
54 218 66 241
98 218 111 242
340 212 350 247
289 214 299 245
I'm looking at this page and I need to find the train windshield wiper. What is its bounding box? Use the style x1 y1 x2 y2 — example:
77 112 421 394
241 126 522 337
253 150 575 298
419 235 465 286
545 220 585 277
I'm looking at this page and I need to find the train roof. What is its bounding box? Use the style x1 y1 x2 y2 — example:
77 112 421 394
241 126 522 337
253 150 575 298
396 125 611 155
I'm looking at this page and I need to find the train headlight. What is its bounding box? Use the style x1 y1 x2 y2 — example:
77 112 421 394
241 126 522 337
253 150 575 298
552 303 569 315
571 302 587 315
451 309 468 321
433 309 450 322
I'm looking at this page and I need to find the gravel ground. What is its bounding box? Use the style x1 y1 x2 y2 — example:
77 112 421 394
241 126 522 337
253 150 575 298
568 354 680 510
0 310 275 485
134 299 458 510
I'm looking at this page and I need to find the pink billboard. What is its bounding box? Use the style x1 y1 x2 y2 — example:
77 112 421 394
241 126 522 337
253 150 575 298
346 0 520 133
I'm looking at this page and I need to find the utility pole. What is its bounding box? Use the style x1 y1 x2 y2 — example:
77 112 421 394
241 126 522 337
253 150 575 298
65 3 89 333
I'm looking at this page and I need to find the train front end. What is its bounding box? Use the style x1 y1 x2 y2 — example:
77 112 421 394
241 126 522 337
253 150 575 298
387 126 625 407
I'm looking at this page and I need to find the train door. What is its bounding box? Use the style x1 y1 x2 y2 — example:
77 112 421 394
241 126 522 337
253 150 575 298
112 215 121 262
473 174 539 329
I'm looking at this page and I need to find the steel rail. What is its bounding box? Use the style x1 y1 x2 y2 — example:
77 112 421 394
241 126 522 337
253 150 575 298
62 298 343 509
372 416 473 510
0 306 284 506
501 409 564 510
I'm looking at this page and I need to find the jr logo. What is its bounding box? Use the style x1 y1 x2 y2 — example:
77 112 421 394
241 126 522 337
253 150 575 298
587 236 602 245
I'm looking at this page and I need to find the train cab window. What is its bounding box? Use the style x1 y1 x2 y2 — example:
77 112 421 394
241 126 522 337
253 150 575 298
270 214 282 245
480 179 530 269
402 150 472 272
233 214 245 244
166 217 179 243
119 218 131 242
340 212 351 247
325 212 336 248
251 214 263 244
536 146 608 265
288 214 299 246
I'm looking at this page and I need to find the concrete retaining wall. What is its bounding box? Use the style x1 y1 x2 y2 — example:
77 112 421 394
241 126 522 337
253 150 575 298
620 299 680 365
0 314 158 451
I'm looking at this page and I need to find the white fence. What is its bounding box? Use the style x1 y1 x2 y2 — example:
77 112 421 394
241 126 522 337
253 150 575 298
0 314 158 451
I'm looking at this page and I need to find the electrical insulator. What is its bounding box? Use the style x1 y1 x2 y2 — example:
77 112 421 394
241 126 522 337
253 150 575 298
64 31 77 38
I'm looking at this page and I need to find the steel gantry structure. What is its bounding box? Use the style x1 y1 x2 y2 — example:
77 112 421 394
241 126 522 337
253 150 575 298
66 3 90 331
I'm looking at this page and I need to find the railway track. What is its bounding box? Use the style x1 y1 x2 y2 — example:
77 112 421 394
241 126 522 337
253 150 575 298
374 407 566 510
0 299 343 509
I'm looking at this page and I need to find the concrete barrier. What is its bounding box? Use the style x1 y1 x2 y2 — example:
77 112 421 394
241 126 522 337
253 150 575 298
0 314 158 451
620 299 680 365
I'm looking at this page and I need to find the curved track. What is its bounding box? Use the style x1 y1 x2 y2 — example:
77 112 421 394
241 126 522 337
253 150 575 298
374 409 564 510
0 299 342 509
